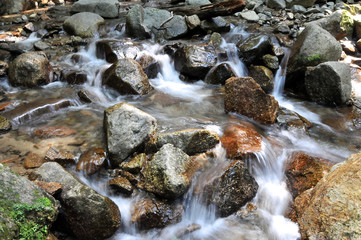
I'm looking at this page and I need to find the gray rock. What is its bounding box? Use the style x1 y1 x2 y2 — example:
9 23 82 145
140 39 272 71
126 5 150 39
305 61 351 105
204 160 258 217
266 0 286 9
161 15 189 40
275 23 290 33
102 58 152 95
104 103 157 167
0 0 35 15
0 164 58 240
8 51 53 88
248 65 274 93
204 63 236 85
262 54 279 70
185 0 211 5
141 144 191 199
238 10 260 22
71 0 119 18
146 129 220 155
34 41 50 51
186 15 201 30
237 34 273 65
63 12 105 38
35 162 121 240
286 0 316 8
291 5 307 13
200 16 230 33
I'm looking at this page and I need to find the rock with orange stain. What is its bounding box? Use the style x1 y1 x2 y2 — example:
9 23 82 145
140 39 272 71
33 126 77 138
44 147 76 166
76 148 106 175
0 101 13 111
34 180 62 196
24 153 45 169
220 123 262 159
108 176 133 195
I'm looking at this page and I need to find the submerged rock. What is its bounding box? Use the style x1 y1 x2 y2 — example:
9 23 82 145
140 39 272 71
140 144 191 199
8 51 53 88
224 77 279 124
76 148 106 176
204 160 258 217
71 0 119 18
63 12 105 38
104 103 157 167
0 164 58 240
35 162 121 240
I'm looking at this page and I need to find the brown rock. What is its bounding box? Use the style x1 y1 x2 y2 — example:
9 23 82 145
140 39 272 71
108 176 134 195
137 55 160 79
131 198 184 230
76 148 106 175
224 77 279 124
0 101 13 111
33 126 77 138
220 123 262 159
24 153 45 169
44 147 76 166
120 153 147 174
34 180 62 196
248 65 274 93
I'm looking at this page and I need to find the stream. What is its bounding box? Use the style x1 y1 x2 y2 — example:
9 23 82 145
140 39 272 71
1 22 359 240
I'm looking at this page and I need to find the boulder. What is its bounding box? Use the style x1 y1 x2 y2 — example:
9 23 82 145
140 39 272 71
237 34 273 65
0 164 58 240
63 12 105 38
204 63 236 85
0 0 35 15
76 148 106 175
248 65 274 93
295 151 361 240
140 144 191 199
174 45 217 80
285 0 316 8
104 103 157 167
238 10 260 22
0 116 11 134
305 61 351 105
285 152 332 199
96 40 140 63
137 55 161 79
266 0 286 9
204 160 258 217
131 198 184 230
146 129 220 155
224 77 279 124
220 123 263 159
70 0 119 18
102 58 152 95
34 162 121 240
125 5 150 39
8 51 53 88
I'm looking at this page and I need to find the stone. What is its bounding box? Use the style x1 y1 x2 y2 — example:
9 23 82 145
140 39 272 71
238 10 260 22
108 177 134 195
237 34 273 65
357 39 361 52
285 0 316 8
262 54 279 70
266 0 286 9
76 148 106 176
35 162 121 240
131 198 184 230
34 180 62 196
185 0 211 5
220 123 263 159
0 0 35 15
355 15 361 39
285 152 332 199
275 23 290 34
62 70 88 85
120 153 147 174
200 16 230 33
186 15 201 30
225 77 279 124
204 63 236 85
8 51 53 88
103 58 152 95
71 0 119 18
305 61 351 105
24 153 45 169
204 160 258 217
104 103 157 167
174 45 217 80
295 151 361 240
146 129 220 155
34 41 50 51
63 12 105 38
44 147 76 166
0 116 11 134
277 108 313 131
248 65 274 93
33 126 76 138
137 55 160 79
0 61 8 77
140 144 191 199
291 5 307 13
125 5 150 39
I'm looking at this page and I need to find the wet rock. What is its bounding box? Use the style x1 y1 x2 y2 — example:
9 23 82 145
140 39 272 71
204 160 258 217
146 129 219 155
33 126 77 138
77 90 93 103
62 70 87 85
24 153 45 169
209 32 223 48
71 0 119 18
305 61 351 105
275 23 290 34
186 15 201 30
103 58 152 95
63 12 105 38
125 5 150 39
200 16 230 33
0 164 58 240
76 148 106 176
120 153 147 174
108 177 133 195
174 45 217 80
225 77 279 124
131 198 184 230
34 41 50 51
295 151 361 240
237 34 273 65
0 102 13 112
0 49 11 62
286 0 316 8
355 15 361 39
141 144 191 199
186 0 211 5
96 40 140 63
0 116 12 134
285 152 332 199
262 54 279 70
34 180 62 196
266 0 286 9
277 108 312 130
44 147 76 166
0 61 8 77
8 51 53 88
238 10 260 22
137 55 160 79
204 63 236 85
286 24 342 93
0 0 35 15
35 162 121 240
248 65 274 93
220 123 263 159
357 39 361 52
104 103 157 167
291 5 306 13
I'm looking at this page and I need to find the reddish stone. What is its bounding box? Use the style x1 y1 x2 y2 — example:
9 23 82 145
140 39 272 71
0 101 13 111
108 176 134 195
44 147 76 165
24 153 45 169
76 148 106 175
34 180 62 196
33 126 76 138
220 123 262 159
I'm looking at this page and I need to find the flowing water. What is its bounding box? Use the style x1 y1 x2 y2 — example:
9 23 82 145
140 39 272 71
1 24 359 240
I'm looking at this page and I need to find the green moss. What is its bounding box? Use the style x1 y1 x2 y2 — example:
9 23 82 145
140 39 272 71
340 10 354 32
307 54 322 62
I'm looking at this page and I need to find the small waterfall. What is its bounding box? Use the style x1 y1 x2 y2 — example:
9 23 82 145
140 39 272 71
272 48 291 99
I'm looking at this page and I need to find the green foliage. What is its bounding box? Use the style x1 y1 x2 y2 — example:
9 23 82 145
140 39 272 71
307 54 321 62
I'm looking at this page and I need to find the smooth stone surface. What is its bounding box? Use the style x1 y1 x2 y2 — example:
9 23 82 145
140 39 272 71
63 12 105 38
